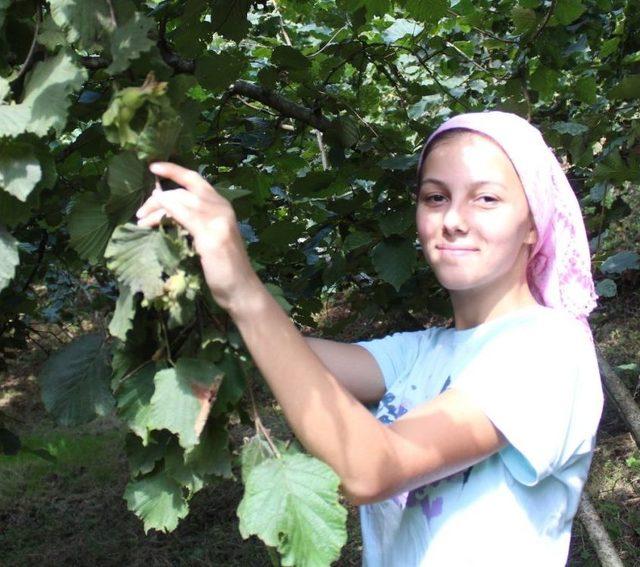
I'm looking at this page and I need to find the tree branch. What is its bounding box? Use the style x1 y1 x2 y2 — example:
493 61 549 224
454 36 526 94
229 80 333 133
79 36 333 133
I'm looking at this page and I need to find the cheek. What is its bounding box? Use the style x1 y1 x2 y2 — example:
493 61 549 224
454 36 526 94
416 210 435 240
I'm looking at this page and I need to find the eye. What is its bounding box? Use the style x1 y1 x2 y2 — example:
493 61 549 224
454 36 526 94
420 193 447 205
477 195 499 205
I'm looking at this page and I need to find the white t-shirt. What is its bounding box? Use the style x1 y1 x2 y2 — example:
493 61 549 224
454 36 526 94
355 305 603 567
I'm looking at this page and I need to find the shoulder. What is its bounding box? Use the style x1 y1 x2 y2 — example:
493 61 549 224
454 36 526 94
490 306 592 352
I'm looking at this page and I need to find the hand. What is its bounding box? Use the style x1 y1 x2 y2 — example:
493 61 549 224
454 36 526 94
136 162 260 312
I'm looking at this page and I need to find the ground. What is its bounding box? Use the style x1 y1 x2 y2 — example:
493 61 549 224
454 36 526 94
0 286 638 566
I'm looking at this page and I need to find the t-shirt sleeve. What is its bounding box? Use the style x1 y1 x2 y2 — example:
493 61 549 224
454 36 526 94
355 329 433 390
451 316 603 486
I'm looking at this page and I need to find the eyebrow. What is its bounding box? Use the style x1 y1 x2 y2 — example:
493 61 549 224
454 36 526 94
419 178 509 191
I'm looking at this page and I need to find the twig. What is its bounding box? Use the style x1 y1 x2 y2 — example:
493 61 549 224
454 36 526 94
247 374 281 459
160 318 174 366
26 333 50 355
597 349 640 448
310 25 348 57
21 231 48 294
270 0 292 47
25 325 64 345
447 9 518 44
577 493 624 567
528 0 558 45
444 40 493 75
315 130 328 170
414 52 469 111
237 96 279 117
10 3 42 85
106 0 118 28
594 184 610 261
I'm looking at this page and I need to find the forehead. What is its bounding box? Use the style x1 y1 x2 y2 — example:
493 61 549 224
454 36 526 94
420 132 521 186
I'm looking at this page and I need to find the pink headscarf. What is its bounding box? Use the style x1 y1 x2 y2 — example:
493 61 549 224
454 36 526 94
417 111 598 323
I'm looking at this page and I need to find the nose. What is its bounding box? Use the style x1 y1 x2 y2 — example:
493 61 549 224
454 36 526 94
442 201 469 235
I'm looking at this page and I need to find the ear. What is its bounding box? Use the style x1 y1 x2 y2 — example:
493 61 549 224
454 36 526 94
524 217 538 246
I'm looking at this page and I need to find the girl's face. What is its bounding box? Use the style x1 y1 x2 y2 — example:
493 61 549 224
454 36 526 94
416 133 537 294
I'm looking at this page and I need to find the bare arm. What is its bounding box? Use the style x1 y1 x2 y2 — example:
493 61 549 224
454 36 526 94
303 337 385 404
136 162 506 506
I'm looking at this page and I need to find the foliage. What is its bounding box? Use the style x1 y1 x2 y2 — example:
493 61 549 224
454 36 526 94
1 0 639 564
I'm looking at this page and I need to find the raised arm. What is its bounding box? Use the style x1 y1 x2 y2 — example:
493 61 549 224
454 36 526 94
303 337 385 404
136 162 506 506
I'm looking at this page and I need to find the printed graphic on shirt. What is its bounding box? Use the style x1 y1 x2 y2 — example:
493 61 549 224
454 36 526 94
380 375 472 522
377 392 408 424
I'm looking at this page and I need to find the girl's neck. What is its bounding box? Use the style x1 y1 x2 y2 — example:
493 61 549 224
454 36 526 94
449 279 539 331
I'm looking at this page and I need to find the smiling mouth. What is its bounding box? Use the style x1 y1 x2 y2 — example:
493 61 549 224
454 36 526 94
436 246 479 252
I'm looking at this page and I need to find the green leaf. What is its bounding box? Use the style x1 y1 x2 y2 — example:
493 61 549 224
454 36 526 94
240 435 273 483
238 453 347 567
0 225 19 291
49 0 112 49
530 65 559 100
105 223 181 300
574 76 597 104
115 361 157 445
378 207 415 237
402 0 448 24
210 352 246 417
265 282 293 313
551 122 588 135
0 142 41 203
593 151 637 184
600 37 620 58
37 13 68 50
211 0 251 42
184 421 233 479
109 284 137 341
610 75 640 101
290 171 334 196
271 46 312 71
378 154 419 171
555 0 585 25
595 278 617 298
106 151 146 224
107 12 155 75
164 438 206 494
196 51 248 92
37 334 114 426
371 238 417 290
511 7 537 35
344 231 373 251
68 194 114 263
148 358 225 450
327 116 359 148
0 51 87 138
124 470 189 533
601 251 640 275
382 19 424 44
126 430 171 475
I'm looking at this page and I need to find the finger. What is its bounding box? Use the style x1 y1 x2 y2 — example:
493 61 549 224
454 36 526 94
136 191 164 219
149 162 218 200
152 190 205 234
136 208 167 228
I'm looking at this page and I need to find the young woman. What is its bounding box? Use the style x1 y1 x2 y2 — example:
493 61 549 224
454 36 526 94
136 111 603 566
